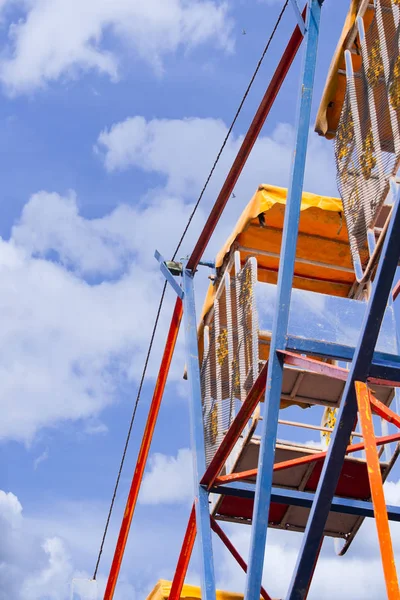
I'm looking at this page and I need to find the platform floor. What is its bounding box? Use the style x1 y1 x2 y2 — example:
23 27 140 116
214 438 400 551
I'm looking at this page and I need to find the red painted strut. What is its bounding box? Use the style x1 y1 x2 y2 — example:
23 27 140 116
104 298 183 600
187 6 307 272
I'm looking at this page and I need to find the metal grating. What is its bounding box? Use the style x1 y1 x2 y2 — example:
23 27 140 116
201 258 259 465
335 0 400 280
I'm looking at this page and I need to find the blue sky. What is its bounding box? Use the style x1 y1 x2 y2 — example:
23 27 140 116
1 1 400 599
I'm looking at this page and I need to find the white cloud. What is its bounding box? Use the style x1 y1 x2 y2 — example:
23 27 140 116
0 488 138 599
94 114 339 275
95 116 338 204
96 116 229 193
33 448 49 470
0 170 207 445
0 488 197 599
0 0 233 95
0 111 338 446
12 189 204 274
21 537 72 600
0 234 170 443
217 517 393 599
140 448 193 505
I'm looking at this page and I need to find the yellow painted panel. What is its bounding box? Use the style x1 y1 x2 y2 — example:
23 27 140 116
146 580 251 600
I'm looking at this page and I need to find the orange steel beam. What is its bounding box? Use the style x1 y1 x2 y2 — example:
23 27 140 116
187 6 307 272
210 517 272 600
214 431 400 485
169 505 197 600
370 393 400 428
355 382 400 599
104 297 184 600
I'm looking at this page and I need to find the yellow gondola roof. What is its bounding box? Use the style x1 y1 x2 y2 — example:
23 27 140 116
199 183 354 326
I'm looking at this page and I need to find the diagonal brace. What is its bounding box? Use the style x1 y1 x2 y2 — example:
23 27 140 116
355 382 399 599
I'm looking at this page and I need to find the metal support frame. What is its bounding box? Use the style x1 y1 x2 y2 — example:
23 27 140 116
169 505 197 600
244 3 322 599
101 6 308 595
209 481 400 521
182 268 216 600
102 1 400 598
355 382 399 598
186 5 306 272
103 298 183 600
286 186 400 599
289 0 306 35
213 431 400 485
155 250 184 299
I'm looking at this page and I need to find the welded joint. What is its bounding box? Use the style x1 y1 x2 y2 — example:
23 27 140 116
154 250 184 299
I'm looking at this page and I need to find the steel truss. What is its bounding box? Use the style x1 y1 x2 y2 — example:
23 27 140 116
103 1 400 599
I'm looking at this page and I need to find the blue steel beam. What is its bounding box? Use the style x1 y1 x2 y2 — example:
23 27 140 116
208 482 400 521
286 184 400 600
285 336 400 376
244 3 322 600
182 268 216 600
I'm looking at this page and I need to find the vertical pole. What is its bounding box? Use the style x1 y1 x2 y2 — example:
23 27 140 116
244 3 322 600
169 505 197 600
104 297 183 600
286 185 400 600
355 382 399 599
182 269 216 600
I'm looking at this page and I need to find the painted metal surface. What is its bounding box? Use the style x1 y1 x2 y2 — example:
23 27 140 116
182 268 216 600
355 382 399 599
244 3 322 599
186 8 306 272
286 184 400 600
209 481 400 521
285 335 400 370
289 0 306 35
370 394 400 428
169 505 197 600
213 430 400 486
154 250 184 300
104 298 183 600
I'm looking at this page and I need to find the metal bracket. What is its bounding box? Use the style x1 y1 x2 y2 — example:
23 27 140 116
289 0 306 35
154 250 184 299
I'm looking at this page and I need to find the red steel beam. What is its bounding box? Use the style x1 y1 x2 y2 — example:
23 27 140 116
214 431 400 485
393 279 400 302
187 7 307 272
201 361 269 488
280 350 400 388
169 505 197 600
104 298 184 600
355 382 399 599
210 517 272 600
279 350 349 380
